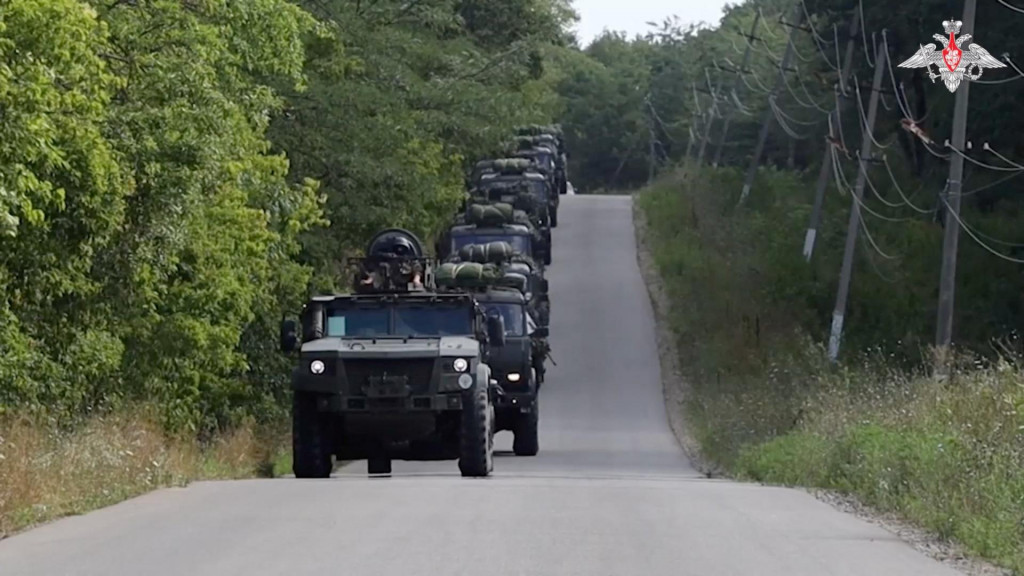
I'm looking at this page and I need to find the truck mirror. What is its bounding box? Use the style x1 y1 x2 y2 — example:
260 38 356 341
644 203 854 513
280 319 298 352
486 315 506 347
540 279 549 293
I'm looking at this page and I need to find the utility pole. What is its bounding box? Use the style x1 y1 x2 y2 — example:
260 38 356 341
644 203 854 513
647 97 656 185
712 11 762 167
696 69 718 165
936 0 977 354
827 38 888 362
737 3 804 206
803 10 861 260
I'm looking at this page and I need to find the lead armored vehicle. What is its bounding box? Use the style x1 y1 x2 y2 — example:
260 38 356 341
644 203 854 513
280 229 506 478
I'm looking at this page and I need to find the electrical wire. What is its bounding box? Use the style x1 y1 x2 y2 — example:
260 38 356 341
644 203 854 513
780 67 830 111
995 0 1024 15
938 193 1024 264
834 23 849 93
758 8 780 39
770 95 820 126
880 154 935 213
731 88 757 115
858 0 874 67
833 87 851 154
853 79 894 150
740 73 772 95
831 146 915 223
970 54 1024 84
945 142 1024 172
860 230 900 281
881 31 927 124
961 170 1023 196
983 142 1024 171
770 97 815 139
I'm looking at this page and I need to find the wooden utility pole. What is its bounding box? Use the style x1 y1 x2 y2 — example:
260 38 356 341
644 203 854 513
647 98 656 185
803 10 861 260
936 0 977 354
737 3 804 206
827 38 888 362
713 12 762 167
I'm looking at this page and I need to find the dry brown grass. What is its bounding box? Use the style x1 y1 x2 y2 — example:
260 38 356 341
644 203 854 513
0 408 287 537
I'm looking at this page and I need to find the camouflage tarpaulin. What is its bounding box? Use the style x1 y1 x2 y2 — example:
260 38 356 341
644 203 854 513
435 262 504 286
467 202 515 226
459 241 516 264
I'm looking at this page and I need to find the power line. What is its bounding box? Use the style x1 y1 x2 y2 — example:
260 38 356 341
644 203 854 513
939 194 1024 264
945 142 1024 172
995 0 1024 15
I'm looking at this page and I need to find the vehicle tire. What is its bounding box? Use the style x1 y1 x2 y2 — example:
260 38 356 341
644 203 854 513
550 207 558 228
458 379 493 477
292 391 333 479
368 456 392 476
513 398 539 456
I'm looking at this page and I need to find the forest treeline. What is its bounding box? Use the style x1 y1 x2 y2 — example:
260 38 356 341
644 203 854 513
0 0 576 432
559 0 1024 364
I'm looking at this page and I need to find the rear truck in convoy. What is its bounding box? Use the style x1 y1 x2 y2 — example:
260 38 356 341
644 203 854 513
279 229 507 478
438 201 552 267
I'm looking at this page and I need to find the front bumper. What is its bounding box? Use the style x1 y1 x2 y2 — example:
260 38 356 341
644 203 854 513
324 393 464 413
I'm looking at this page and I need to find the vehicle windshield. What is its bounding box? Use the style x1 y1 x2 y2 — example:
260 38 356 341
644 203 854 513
394 306 473 336
325 304 472 337
325 308 391 337
481 303 525 337
453 233 531 256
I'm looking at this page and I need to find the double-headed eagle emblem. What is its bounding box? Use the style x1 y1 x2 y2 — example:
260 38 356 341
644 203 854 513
898 19 1005 93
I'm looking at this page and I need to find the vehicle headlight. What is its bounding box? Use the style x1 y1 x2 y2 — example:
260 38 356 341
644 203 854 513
506 373 521 382
452 358 469 372
310 360 325 375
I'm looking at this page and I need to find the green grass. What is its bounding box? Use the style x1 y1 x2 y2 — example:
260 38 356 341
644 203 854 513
637 164 1024 574
0 408 290 537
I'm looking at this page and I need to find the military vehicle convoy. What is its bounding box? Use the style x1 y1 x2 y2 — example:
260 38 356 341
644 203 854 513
284 121 570 478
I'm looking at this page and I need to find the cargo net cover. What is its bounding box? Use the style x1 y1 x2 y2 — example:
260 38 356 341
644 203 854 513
436 241 530 294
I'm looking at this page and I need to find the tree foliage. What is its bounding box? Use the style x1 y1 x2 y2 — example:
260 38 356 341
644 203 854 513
0 0 576 432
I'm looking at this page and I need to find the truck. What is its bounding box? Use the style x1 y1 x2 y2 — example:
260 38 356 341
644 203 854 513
279 229 507 478
434 261 551 455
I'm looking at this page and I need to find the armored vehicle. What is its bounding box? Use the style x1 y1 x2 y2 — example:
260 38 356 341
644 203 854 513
445 239 551 330
279 229 507 478
474 160 557 229
439 202 552 266
514 125 570 196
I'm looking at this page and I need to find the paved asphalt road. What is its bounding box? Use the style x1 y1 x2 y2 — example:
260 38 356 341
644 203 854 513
0 195 965 575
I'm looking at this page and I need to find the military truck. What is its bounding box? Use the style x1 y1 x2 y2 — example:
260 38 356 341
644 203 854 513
436 271 548 455
473 158 557 229
447 239 551 332
439 202 552 267
514 125 570 196
279 229 507 478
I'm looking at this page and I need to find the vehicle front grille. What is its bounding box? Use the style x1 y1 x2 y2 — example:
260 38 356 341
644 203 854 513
343 358 436 396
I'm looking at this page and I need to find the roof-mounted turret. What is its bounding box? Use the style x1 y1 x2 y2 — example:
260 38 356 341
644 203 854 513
348 228 435 294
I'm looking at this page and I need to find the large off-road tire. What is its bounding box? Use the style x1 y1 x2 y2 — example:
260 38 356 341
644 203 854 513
292 392 333 478
550 206 558 228
512 398 539 456
458 379 493 477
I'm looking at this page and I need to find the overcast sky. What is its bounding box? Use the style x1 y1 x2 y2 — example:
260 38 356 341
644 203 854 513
571 0 735 45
